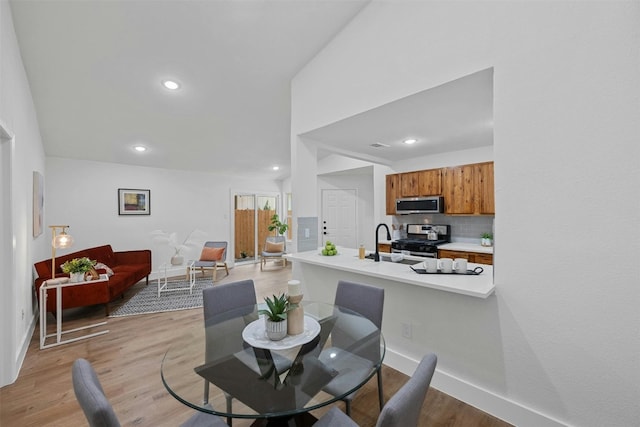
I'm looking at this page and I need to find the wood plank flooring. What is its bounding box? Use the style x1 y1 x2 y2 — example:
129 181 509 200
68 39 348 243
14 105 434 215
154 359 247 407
0 262 512 427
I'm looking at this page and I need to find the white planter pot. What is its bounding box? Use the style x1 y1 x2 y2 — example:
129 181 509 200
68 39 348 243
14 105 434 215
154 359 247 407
265 319 287 341
69 272 85 283
171 255 184 265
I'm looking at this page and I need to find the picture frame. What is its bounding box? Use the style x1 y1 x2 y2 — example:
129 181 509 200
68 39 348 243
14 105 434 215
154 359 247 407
118 188 150 215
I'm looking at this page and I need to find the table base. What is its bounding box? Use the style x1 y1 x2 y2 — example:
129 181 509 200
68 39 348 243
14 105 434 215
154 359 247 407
250 412 317 427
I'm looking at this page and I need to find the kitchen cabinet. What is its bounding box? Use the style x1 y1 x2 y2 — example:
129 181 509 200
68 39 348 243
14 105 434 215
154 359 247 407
475 162 494 215
400 169 442 197
442 161 494 215
377 243 392 253
385 174 400 215
438 249 493 265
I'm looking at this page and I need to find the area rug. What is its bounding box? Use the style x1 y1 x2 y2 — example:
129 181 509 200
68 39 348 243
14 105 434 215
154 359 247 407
109 277 214 317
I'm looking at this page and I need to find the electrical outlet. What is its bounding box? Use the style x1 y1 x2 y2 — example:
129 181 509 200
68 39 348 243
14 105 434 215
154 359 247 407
401 322 412 339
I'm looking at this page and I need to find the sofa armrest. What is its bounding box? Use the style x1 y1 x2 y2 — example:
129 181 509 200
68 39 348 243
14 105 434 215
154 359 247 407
113 249 152 267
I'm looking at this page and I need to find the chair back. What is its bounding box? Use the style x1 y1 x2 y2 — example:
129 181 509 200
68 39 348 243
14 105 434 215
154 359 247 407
265 235 286 252
335 280 384 328
202 241 227 262
375 353 437 427
203 279 256 322
72 358 121 427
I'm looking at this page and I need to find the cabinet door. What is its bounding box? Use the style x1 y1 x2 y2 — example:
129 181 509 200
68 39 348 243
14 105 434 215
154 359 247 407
438 250 469 260
442 165 475 214
474 253 493 265
400 172 420 197
377 243 391 253
475 162 494 214
418 169 442 196
385 174 400 215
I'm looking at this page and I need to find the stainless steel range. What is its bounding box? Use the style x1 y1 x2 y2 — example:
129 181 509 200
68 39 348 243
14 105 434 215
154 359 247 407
391 224 451 258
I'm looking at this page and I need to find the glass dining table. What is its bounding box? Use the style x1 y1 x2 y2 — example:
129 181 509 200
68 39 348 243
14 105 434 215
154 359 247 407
161 301 385 427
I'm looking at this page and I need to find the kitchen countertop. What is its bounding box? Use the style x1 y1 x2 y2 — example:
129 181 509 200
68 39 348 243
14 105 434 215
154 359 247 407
286 248 494 298
438 242 494 254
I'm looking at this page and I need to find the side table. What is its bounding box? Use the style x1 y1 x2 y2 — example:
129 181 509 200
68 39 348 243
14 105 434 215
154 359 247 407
156 261 196 297
39 274 110 349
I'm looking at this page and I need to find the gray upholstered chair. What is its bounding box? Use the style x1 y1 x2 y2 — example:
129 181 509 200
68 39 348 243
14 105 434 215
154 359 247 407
313 353 438 427
192 241 229 281
202 279 257 427
260 235 286 270
319 280 385 416
72 358 226 427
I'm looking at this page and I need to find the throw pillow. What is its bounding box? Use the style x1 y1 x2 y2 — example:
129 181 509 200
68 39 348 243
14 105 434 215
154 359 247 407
264 241 284 253
200 247 224 261
94 262 114 277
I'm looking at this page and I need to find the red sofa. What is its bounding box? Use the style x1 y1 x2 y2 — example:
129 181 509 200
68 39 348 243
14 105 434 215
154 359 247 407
34 244 151 316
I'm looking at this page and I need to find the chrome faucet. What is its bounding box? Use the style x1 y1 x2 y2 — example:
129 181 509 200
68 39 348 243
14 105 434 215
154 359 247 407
374 223 391 262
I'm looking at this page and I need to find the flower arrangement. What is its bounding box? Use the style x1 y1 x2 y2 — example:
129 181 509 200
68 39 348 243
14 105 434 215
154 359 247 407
61 257 96 274
151 229 206 256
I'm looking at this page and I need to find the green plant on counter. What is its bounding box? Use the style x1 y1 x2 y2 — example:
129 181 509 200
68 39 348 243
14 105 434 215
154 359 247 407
259 293 297 322
481 232 493 240
61 257 96 274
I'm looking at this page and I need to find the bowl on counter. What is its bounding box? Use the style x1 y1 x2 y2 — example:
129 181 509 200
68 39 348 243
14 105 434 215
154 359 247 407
389 253 404 263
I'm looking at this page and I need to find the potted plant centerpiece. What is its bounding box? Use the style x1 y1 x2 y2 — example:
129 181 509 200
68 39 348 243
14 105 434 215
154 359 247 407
61 257 96 282
259 293 297 341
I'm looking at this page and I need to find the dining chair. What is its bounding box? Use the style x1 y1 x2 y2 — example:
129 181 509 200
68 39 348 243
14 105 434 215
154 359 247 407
319 280 385 416
313 353 438 427
192 241 229 281
260 235 286 270
72 358 227 427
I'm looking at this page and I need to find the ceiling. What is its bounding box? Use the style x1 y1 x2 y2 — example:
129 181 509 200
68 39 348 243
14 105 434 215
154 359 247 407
10 1 493 181
9 0 369 179
303 67 494 165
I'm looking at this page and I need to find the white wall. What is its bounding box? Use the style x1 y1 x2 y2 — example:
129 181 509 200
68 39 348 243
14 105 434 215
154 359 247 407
291 2 640 426
45 157 282 272
0 0 47 386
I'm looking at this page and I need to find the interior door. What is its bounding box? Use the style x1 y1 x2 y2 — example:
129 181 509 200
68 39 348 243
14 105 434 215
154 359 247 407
321 189 357 249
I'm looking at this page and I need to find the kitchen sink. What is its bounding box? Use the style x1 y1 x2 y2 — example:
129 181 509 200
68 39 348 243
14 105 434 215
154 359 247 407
364 253 423 266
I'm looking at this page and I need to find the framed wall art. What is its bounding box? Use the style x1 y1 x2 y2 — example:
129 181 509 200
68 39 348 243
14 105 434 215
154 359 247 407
118 188 150 215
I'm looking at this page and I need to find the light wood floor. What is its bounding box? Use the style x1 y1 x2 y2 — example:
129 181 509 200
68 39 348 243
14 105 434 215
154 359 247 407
1 262 512 427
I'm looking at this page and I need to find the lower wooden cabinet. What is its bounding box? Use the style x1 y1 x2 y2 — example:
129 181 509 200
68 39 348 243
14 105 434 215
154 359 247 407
438 249 493 265
377 243 392 253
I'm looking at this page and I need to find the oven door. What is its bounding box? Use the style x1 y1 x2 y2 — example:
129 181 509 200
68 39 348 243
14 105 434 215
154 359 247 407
391 248 437 258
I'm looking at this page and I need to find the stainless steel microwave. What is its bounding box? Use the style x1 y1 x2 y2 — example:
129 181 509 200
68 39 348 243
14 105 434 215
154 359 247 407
396 196 444 214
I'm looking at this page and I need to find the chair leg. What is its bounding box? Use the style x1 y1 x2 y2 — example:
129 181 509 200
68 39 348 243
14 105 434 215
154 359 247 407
225 393 233 426
345 399 351 417
377 368 384 411
203 379 209 404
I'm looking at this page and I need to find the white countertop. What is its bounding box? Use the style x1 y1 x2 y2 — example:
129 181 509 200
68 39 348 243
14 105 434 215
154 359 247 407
438 242 494 254
286 248 494 298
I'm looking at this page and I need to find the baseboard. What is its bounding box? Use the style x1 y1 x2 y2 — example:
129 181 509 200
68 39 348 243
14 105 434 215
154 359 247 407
384 348 568 427
5 312 38 386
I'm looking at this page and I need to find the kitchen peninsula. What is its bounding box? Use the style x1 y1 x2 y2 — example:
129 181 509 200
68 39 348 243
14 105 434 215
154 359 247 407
287 247 494 299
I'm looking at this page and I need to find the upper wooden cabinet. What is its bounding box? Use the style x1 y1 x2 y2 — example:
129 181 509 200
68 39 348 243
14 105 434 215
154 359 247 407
443 161 494 215
400 169 442 197
475 162 494 215
386 161 493 216
385 174 400 215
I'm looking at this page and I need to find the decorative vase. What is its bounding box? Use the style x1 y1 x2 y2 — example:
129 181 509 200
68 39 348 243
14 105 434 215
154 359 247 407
287 294 304 335
265 319 287 341
171 254 184 265
69 272 85 283
481 238 493 247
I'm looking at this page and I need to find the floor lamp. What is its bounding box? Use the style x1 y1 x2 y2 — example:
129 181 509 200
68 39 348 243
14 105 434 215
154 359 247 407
50 225 74 280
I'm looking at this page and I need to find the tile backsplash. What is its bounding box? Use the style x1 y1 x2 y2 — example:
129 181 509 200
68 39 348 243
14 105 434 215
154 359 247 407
392 214 493 244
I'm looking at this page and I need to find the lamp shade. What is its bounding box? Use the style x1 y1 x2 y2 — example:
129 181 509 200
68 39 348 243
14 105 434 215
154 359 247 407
53 231 74 248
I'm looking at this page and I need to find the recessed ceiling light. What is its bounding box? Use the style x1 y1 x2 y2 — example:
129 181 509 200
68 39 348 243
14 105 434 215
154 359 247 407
272 166 280 171
133 145 147 152
403 138 417 145
162 80 180 90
